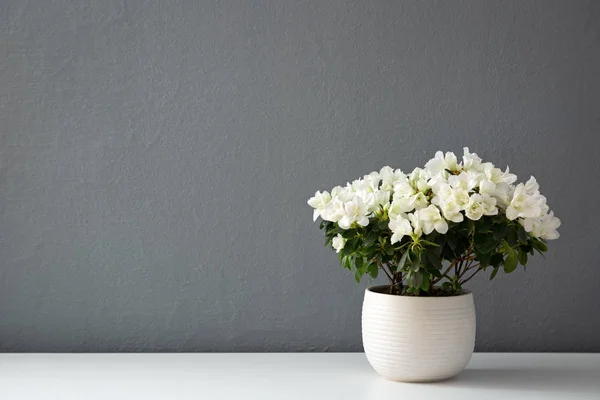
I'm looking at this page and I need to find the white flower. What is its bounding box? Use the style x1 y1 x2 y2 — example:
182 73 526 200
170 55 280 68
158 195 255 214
364 171 381 181
438 199 464 223
465 193 497 221
493 183 512 208
462 147 482 171
424 151 459 174
506 177 546 220
408 212 423 237
308 149 559 249
428 172 449 194
372 190 391 210
453 189 471 209
393 179 415 199
524 176 540 193
536 211 561 240
320 198 344 223
307 191 332 221
331 185 352 201
388 200 408 220
389 213 413 244
392 170 430 213
465 195 484 221
392 192 429 213
353 180 378 211
520 211 561 240
409 167 432 193
379 166 394 180
479 179 496 195
433 183 469 207
431 183 467 222
481 194 498 215
479 179 512 208
448 171 481 192
352 176 379 199
338 197 370 229
380 166 407 191
416 205 448 235
475 164 517 208
332 234 346 253
318 185 356 222
482 163 517 185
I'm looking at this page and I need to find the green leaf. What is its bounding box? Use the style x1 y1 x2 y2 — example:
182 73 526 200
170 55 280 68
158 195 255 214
361 245 379 257
367 263 378 278
380 253 394 265
503 250 518 273
464 219 475 233
326 226 344 236
531 239 548 253
518 249 528 266
490 253 504 268
406 270 423 288
342 239 357 256
354 257 367 282
475 250 492 266
492 214 506 225
429 239 444 257
342 229 358 240
476 217 493 233
429 268 442 278
420 276 430 292
493 224 508 241
517 225 528 242
410 251 421 272
397 251 410 272
452 280 462 292
340 255 350 270
520 244 533 255
363 231 379 247
474 232 497 254
442 244 456 260
447 233 457 250
376 220 389 230
490 267 500 280
355 256 364 271
426 251 443 270
506 226 518 247
453 235 469 255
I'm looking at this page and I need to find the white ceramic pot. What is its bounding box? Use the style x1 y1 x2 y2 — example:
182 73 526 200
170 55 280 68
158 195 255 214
362 285 476 382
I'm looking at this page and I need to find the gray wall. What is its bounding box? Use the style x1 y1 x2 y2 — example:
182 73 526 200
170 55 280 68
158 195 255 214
1 0 599 352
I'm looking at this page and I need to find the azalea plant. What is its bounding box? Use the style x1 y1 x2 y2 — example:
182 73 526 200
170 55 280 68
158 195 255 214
308 148 560 296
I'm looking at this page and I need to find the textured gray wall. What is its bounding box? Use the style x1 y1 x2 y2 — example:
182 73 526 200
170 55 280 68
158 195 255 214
1 0 599 353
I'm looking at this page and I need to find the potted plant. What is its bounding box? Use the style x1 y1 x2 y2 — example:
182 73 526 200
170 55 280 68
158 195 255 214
308 148 560 382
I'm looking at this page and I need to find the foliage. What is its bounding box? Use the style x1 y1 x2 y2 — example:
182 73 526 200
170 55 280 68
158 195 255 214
309 149 560 296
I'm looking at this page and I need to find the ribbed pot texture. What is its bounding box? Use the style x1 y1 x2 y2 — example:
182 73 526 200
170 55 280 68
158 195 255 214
362 285 476 382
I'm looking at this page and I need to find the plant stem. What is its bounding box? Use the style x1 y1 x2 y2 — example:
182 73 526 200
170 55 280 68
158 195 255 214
459 264 482 285
378 262 394 285
432 258 461 285
456 259 464 277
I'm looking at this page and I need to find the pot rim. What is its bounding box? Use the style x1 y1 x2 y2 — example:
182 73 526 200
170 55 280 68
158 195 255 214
366 285 472 298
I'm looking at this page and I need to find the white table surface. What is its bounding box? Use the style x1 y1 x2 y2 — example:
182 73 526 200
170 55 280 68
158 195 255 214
1 353 599 399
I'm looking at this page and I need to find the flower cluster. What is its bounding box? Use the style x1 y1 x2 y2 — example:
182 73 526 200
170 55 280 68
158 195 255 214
308 148 560 255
